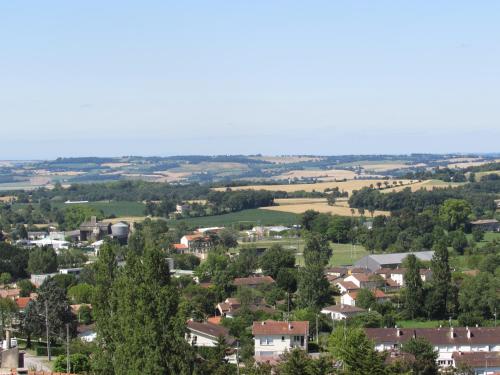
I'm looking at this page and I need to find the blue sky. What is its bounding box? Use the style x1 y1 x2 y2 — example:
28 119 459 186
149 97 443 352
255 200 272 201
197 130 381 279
1 1 499 159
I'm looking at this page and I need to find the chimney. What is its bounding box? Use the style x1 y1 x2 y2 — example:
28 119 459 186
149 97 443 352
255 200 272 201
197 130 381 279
450 327 455 339
5 328 11 349
466 327 472 339
91 216 97 225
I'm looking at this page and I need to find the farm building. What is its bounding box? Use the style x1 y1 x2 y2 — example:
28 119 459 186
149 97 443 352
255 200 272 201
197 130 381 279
470 219 500 232
354 251 434 272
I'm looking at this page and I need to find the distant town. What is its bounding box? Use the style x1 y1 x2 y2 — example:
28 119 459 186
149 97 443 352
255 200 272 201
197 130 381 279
0 154 499 374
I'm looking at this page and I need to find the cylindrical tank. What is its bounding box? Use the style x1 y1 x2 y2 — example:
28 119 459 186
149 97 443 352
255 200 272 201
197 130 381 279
111 222 129 238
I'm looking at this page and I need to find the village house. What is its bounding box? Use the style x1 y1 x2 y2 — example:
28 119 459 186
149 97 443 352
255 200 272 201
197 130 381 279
343 273 381 289
452 351 500 374
320 304 366 321
216 298 276 318
186 320 237 363
186 320 236 347
174 233 214 260
334 281 359 294
341 289 389 306
252 320 309 362
325 267 347 278
376 268 433 286
365 326 500 369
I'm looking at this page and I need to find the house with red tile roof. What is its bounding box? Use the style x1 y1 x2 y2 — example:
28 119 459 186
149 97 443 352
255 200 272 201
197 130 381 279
366 326 500 369
252 320 309 362
341 289 389 306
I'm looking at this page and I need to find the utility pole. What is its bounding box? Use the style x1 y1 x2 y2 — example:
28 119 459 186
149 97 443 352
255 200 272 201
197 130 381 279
66 323 70 374
45 300 51 361
315 315 319 344
236 340 240 375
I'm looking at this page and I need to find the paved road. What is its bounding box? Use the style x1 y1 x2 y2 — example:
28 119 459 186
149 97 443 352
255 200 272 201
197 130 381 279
23 352 52 372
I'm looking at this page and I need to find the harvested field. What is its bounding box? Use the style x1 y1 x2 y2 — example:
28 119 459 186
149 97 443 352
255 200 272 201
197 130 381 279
263 198 390 217
361 163 409 172
381 179 464 193
102 216 149 224
249 156 324 164
273 169 357 181
214 179 416 194
0 195 16 203
474 170 500 180
101 162 132 168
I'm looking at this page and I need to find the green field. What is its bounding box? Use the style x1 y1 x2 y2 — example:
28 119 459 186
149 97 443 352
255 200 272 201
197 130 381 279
168 209 300 228
466 231 500 247
329 243 369 266
12 201 146 217
294 242 368 267
54 201 146 216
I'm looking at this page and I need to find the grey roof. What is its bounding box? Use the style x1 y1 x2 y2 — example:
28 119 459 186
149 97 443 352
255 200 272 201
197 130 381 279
354 251 434 272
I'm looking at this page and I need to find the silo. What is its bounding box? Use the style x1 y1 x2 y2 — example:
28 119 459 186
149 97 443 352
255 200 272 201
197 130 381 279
111 222 129 243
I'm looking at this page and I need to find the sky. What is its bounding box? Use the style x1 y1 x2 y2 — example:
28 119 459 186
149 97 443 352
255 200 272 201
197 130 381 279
1 1 500 159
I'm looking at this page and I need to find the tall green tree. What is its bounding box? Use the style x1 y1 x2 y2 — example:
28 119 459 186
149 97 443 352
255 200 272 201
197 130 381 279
401 337 438 375
259 244 295 279
93 241 193 374
403 254 424 319
28 246 58 274
438 199 471 231
328 327 387 375
427 239 451 319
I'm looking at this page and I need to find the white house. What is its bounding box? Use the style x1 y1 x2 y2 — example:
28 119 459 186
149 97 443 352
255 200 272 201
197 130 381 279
452 351 500 375
252 320 309 361
366 327 500 369
341 289 389 307
335 281 359 295
343 273 380 289
186 320 236 347
320 305 366 321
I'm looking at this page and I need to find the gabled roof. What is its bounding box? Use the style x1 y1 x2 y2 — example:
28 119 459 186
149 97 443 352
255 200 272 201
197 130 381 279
321 304 365 314
233 276 275 286
187 320 236 345
15 297 31 309
366 327 500 346
252 320 309 336
336 281 359 291
452 351 500 367
173 243 188 250
348 289 387 300
347 273 374 282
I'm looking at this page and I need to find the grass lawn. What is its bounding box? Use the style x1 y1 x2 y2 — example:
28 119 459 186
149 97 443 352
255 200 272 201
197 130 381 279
466 231 500 247
396 320 458 328
168 209 300 228
329 243 369 267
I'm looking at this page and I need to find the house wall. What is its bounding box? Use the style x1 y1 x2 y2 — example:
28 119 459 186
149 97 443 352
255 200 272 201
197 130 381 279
254 334 307 357
186 331 217 347
341 294 355 306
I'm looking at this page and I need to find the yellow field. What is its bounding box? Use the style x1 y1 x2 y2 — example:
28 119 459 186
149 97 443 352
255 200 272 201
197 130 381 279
214 179 416 194
360 163 410 172
447 159 500 169
249 156 325 164
101 162 132 168
474 170 500 180
381 179 463 193
102 216 149 224
0 195 16 203
272 169 357 181
262 198 390 217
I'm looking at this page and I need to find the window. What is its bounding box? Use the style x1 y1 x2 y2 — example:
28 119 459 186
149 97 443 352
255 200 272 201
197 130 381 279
259 337 273 346
282 336 285 341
